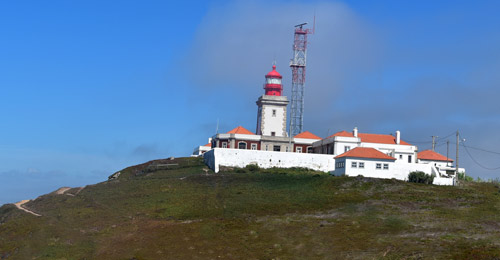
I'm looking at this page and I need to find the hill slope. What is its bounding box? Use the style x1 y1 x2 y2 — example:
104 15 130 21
1 157 500 259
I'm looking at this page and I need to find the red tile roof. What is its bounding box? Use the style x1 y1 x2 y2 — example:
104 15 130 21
204 143 211 147
227 126 255 135
418 150 453 162
328 131 411 145
335 147 396 160
330 130 353 137
294 131 321 139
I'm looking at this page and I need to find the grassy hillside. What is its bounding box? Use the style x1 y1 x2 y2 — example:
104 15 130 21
1 157 500 259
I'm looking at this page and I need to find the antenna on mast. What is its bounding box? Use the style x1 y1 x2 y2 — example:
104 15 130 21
313 12 316 34
289 20 313 136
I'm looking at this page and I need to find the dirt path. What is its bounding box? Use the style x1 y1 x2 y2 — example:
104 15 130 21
14 200 41 217
55 187 71 195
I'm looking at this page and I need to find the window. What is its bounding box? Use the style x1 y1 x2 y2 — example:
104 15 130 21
251 143 257 150
399 154 403 159
271 131 276 136
238 142 247 149
265 145 269 151
296 147 303 153
383 164 389 170
352 162 357 168
307 146 313 153
408 155 412 163
376 163 382 169
359 162 365 169
344 146 351 152
336 162 345 168
222 142 227 148
267 78 281 84
272 109 277 117
273 145 281 152
285 146 289 152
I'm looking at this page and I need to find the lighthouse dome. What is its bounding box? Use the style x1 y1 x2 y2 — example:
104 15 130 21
265 65 282 79
264 64 283 96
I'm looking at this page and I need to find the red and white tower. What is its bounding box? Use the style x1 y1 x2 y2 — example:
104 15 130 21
264 65 283 96
289 22 313 137
256 65 289 137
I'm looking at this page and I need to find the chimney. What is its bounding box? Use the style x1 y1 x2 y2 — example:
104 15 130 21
208 137 212 143
353 127 358 138
396 130 401 144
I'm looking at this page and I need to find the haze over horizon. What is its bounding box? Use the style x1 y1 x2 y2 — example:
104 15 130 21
1 0 500 205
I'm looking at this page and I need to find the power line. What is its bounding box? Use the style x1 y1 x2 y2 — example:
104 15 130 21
463 145 500 156
405 131 457 145
405 140 432 144
436 131 456 141
461 141 500 170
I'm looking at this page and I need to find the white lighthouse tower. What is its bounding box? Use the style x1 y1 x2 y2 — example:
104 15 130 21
256 65 289 137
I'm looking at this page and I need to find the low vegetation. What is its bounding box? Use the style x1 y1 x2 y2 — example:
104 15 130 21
408 171 435 184
1 157 500 259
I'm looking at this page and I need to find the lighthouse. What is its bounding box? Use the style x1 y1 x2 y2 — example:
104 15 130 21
256 65 289 139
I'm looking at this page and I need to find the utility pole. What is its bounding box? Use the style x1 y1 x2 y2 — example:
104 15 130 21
431 136 438 151
456 130 459 180
446 140 450 166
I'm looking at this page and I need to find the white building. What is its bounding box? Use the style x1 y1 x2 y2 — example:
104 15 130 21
192 139 212 156
332 147 398 178
194 63 462 185
332 147 456 185
313 127 417 164
417 149 464 176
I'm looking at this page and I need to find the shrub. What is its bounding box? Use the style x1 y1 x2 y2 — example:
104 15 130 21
245 164 260 172
408 171 434 184
458 172 474 182
235 168 247 173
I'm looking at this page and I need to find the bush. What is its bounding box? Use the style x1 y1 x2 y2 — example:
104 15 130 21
245 164 260 172
408 171 434 184
235 168 247 173
458 172 474 182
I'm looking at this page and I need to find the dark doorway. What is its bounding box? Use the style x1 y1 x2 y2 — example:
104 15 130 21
273 145 281 152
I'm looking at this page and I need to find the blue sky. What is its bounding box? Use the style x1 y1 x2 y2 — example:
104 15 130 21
1 0 500 205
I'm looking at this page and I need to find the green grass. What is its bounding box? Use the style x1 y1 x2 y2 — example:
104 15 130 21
1 157 500 259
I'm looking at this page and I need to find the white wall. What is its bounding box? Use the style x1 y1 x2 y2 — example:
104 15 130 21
261 104 286 137
204 148 335 173
417 159 452 168
294 138 318 145
192 145 211 156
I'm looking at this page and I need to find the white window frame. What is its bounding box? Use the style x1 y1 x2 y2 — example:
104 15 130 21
272 109 276 117
359 162 365 169
344 146 351 153
222 142 227 148
352 162 357 168
251 143 257 150
383 163 389 170
376 163 382 170
296 147 303 153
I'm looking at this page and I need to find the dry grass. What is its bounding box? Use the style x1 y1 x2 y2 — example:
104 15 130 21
1 157 500 259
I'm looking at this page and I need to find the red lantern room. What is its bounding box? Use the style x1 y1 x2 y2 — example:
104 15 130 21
264 65 283 96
